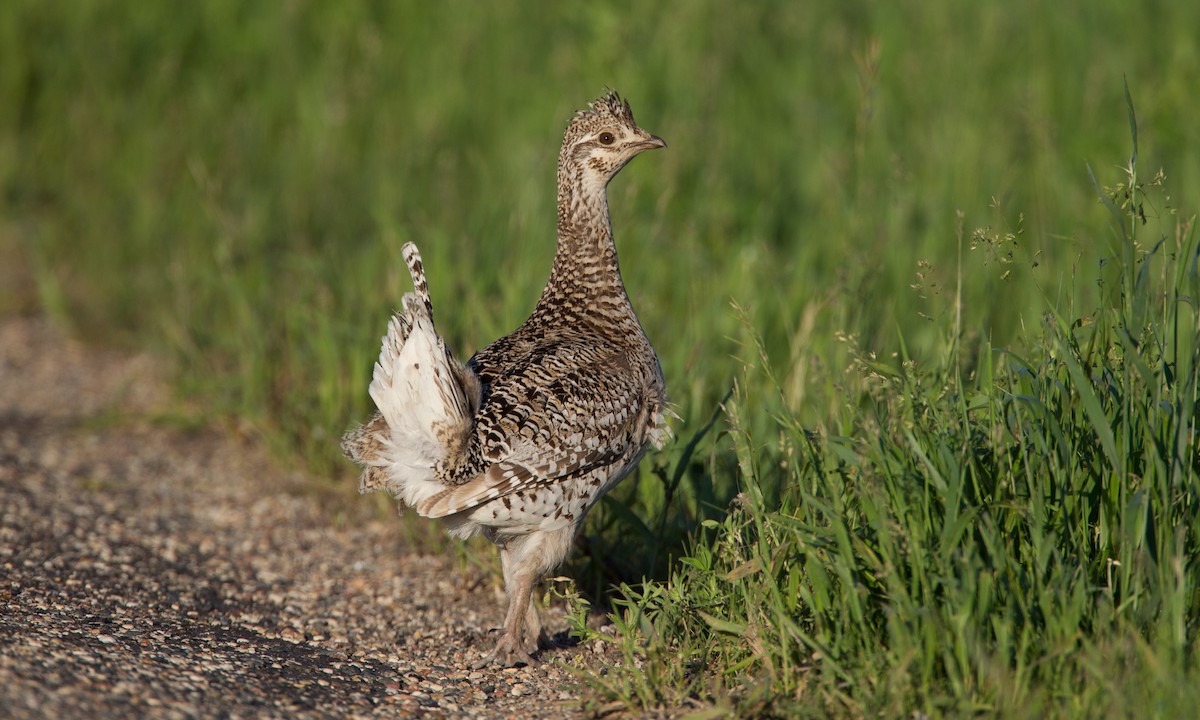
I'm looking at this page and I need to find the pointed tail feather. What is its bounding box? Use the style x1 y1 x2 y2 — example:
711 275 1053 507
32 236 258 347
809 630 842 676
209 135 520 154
402 241 433 319
350 242 481 508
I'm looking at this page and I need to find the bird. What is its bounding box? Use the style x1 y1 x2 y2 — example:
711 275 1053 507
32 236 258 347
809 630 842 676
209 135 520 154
341 90 670 668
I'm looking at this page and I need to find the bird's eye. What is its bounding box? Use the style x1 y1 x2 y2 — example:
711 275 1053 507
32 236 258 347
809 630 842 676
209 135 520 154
598 132 615 145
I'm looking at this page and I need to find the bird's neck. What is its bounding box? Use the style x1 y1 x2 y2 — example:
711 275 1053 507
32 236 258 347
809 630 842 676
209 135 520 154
540 164 630 310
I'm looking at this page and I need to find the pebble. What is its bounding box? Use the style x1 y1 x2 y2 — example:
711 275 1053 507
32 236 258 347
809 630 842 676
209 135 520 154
0 318 634 720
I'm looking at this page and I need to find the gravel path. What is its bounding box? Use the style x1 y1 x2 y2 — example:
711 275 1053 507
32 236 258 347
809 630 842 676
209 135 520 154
0 318 632 719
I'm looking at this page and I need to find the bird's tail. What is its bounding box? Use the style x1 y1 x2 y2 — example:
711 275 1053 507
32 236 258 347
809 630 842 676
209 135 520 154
346 242 480 508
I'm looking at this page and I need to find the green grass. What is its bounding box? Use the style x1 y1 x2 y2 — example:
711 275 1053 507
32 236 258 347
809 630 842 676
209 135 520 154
3 1 1199 716
572 129 1200 715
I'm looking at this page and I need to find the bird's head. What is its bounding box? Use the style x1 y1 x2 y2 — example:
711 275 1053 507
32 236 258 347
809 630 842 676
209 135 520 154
559 90 666 188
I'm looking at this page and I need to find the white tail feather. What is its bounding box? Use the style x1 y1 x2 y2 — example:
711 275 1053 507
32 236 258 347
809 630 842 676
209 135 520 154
367 243 478 510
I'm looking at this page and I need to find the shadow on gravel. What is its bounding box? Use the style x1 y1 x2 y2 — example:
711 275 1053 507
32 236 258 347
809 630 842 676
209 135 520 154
3 463 399 717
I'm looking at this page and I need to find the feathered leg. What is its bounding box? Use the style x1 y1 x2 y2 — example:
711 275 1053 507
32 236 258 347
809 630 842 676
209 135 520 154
503 545 544 654
472 528 577 668
473 544 542 668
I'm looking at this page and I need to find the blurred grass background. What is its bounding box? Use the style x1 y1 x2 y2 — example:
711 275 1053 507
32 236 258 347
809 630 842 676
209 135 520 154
3 1 1199 715
4 0 1195 462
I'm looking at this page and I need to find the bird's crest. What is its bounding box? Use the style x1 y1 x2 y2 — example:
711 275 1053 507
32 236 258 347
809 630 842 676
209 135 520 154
575 90 636 127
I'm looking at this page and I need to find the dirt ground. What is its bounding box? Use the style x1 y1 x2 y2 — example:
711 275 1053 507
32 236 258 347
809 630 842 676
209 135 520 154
0 317 644 719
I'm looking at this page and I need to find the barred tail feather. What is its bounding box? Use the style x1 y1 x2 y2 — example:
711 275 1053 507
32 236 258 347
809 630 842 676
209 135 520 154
364 243 480 509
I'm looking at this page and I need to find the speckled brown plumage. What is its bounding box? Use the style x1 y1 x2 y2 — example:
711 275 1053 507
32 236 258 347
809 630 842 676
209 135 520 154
341 91 669 668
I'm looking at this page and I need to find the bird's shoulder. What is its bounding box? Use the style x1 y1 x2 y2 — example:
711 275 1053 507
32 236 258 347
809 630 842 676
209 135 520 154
467 322 661 452
420 332 664 518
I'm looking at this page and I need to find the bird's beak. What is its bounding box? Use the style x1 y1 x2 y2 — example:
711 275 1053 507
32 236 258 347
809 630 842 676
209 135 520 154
643 134 667 150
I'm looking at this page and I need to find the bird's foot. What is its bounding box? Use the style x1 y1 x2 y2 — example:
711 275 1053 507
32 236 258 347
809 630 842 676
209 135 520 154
471 633 541 669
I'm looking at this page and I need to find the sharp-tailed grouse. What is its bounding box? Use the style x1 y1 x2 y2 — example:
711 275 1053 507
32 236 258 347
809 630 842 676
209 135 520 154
341 91 669 668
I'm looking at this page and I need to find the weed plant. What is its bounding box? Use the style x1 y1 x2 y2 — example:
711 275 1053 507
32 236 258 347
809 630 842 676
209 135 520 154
576 98 1199 718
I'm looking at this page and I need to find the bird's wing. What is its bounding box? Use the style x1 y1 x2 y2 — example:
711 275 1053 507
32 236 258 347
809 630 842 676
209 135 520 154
416 343 657 519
